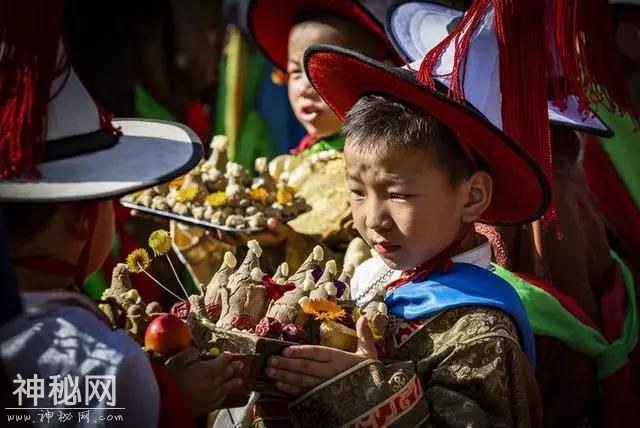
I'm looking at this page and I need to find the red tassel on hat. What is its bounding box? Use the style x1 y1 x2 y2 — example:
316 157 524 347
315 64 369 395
548 0 639 126
0 0 66 178
418 0 554 222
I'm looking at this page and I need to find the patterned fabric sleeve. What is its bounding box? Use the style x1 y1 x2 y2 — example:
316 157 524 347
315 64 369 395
289 307 542 427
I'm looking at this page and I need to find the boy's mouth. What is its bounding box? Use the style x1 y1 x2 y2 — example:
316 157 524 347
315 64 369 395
373 242 401 254
299 105 319 123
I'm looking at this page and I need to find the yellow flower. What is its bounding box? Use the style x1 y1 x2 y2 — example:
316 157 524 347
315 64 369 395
148 230 172 256
126 249 151 273
205 191 227 207
276 185 296 204
208 347 221 357
249 187 269 203
176 186 199 203
302 299 345 321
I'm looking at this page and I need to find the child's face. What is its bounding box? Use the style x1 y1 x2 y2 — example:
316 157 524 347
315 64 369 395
345 143 471 271
287 22 345 139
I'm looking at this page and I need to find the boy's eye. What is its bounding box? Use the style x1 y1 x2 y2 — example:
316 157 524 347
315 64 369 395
390 192 410 200
350 190 365 199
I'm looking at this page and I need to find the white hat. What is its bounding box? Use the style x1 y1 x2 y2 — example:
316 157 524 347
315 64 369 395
386 0 613 137
0 44 202 202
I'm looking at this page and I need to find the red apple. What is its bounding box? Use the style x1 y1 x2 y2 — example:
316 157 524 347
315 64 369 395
144 314 193 356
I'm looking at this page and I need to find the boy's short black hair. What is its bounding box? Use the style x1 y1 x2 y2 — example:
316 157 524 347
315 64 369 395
292 12 381 58
343 94 480 185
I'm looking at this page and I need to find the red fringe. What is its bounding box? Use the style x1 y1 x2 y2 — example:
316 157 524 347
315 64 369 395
418 0 554 222
548 0 639 127
417 0 490 103
0 0 65 178
494 0 554 223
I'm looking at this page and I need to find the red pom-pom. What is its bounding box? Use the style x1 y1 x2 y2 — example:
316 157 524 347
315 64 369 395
281 323 307 344
255 317 283 339
169 301 190 320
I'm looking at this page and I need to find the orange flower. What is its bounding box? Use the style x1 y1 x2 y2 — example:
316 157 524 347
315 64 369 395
169 176 185 188
302 299 345 321
249 187 269 203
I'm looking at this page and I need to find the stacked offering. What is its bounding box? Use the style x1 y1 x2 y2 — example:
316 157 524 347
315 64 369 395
99 234 386 410
121 136 310 231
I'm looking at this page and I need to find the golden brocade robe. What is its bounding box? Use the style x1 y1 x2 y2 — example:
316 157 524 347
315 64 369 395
289 306 542 427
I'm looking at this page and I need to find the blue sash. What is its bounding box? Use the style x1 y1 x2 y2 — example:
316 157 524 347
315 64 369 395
385 262 536 368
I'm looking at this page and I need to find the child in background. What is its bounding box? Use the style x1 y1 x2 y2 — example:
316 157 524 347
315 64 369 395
0 12 243 426
172 0 401 283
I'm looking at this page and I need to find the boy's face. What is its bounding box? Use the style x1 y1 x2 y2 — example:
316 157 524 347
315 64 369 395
287 22 345 139
345 142 471 271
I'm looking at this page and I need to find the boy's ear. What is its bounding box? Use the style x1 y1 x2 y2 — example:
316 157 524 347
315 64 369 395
62 203 90 241
462 171 492 223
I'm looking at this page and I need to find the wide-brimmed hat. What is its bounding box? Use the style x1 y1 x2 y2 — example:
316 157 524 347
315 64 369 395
0 45 202 203
247 0 401 71
386 0 613 137
304 6 551 226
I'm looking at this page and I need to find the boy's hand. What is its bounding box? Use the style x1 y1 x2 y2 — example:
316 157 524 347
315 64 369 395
165 348 245 416
214 217 289 248
266 317 378 396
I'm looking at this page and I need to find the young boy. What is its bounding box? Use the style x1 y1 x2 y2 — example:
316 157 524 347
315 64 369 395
385 3 640 426
264 4 550 425
0 18 243 426
173 0 401 283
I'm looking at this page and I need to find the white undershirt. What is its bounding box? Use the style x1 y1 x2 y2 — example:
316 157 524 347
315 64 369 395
350 240 492 306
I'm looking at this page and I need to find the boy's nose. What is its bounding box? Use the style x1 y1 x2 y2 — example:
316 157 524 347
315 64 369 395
364 201 391 231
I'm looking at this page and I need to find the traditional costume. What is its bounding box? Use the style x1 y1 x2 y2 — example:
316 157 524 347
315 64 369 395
288 0 557 424
0 2 202 425
386 2 640 426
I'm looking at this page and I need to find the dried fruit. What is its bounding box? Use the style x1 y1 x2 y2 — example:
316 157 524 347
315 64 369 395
170 301 190 320
255 317 283 339
230 314 256 331
281 323 307 344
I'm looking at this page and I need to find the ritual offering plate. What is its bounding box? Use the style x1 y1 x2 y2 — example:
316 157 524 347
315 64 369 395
100 235 387 415
120 135 310 232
